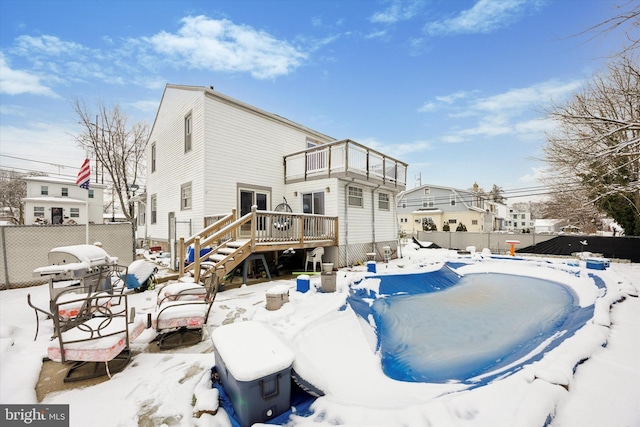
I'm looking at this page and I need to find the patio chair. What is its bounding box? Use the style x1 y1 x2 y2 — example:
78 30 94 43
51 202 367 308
150 274 219 349
305 247 324 272
28 292 146 382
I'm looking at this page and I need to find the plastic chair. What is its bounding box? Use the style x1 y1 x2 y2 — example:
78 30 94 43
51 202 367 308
305 247 324 272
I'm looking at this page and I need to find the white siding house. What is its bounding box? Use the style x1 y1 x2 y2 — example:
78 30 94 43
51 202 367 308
144 84 407 267
22 176 105 225
397 184 493 234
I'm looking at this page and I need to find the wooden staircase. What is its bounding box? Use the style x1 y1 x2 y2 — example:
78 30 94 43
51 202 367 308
178 206 339 285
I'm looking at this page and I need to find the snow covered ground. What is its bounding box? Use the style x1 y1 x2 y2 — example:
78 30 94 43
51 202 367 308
0 244 638 426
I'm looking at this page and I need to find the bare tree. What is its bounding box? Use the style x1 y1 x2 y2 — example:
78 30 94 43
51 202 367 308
0 169 27 223
73 99 149 222
577 0 640 57
542 54 640 234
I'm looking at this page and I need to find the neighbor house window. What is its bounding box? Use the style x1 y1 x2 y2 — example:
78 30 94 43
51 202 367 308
448 219 457 224
181 182 192 210
151 195 157 224
185 113 192 153
61 187 68 197
88 189 94 199
40 186 48 195
378 193 390 210
348 186 363 207
472 219 478 225
450 195 456 206
34 207 44 217
151 142 156 173
422 197 434 208
70 208 80 218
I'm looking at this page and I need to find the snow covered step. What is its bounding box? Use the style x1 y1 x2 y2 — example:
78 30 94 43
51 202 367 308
226 240 249 248
209 254 232 263
217 248 236 255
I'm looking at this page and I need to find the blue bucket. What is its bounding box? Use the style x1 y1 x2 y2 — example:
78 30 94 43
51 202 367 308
297 275 310 293
367 261 377 273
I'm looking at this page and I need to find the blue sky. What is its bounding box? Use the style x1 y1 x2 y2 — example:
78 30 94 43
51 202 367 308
0 0 631 201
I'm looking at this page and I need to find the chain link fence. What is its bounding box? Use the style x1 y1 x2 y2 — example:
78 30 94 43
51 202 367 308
0 223 135 289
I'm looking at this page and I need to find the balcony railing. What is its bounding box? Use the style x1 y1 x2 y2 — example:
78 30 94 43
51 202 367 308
284 139 407 190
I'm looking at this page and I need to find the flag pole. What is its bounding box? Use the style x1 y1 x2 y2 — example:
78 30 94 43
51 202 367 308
76 157 91 245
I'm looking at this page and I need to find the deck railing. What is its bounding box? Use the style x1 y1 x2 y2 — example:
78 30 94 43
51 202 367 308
179 206 338 280
284 139 407 190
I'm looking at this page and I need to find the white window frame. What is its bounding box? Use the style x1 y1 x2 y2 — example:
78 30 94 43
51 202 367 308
70 207 80 218
348 186 363 207
185 113 192 153
61 187 68 197
151 142 156 173
378 193 390 210
151 195 157 224
181 182 192 210
40 186 48 196
34 206 45 217
422 197 434 208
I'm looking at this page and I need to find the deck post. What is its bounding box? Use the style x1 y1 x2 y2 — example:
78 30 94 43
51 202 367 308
193 236 201 282
178 237 185 277
250 206 257 252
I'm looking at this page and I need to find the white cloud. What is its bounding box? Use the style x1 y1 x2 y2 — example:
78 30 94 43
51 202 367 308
425 79 580 143
357 136 431 157
370 0 424 24
0 53 58 97
425 0 544 36
147 16 308 80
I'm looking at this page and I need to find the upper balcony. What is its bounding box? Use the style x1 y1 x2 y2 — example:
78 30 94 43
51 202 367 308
284 139 407 191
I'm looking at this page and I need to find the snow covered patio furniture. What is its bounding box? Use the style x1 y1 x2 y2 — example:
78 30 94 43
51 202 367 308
151 275 219 349
305 247 324 272
28 292 146 382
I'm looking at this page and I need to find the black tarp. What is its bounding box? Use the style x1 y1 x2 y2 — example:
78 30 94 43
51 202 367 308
518 235 640 263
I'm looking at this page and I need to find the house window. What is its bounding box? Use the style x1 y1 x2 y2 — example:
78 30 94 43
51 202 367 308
450 195 456 206
151 195 157 224
302 191 325 214
400 198 406 209
448 219 457 224
185 113 192 153
34 206 44 217
61 187 68 197
423 188 430 195
88 189 94 199
151 142 156 173
422 197 434 208
348 186 363 207
40 186 48 195
472 219 478 225
378 193 390 210
181 182 192 210
70 208 80 218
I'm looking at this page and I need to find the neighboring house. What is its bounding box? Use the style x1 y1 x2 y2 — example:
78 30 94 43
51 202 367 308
534 219 564 234
22 176 105 225
397 183 492 233
143 84 407 267
505 207 535 232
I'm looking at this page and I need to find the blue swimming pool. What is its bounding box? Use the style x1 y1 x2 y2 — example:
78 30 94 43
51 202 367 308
348 265 594 386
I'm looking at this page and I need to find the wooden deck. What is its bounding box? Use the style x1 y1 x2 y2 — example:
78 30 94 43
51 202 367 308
178 207 338 282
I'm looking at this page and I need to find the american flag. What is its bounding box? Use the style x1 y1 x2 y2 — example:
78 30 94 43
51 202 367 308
76 158 90 189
